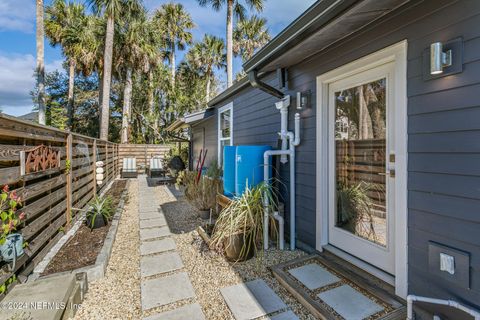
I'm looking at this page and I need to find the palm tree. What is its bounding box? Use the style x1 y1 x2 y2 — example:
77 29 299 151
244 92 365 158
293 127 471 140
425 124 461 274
153 3 194 87
88 0 142 140
117 9 158 143
197 0 264 88
45 0 88 129
187 35 226 102
36 0 46 125
233 15 270 62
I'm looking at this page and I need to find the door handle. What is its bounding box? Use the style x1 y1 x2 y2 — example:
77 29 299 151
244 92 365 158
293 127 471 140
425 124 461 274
378 169 395 178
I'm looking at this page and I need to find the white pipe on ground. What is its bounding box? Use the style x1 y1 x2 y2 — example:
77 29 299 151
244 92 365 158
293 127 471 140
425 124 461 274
264 149 290 250
272 211 284 250
407 295 480 320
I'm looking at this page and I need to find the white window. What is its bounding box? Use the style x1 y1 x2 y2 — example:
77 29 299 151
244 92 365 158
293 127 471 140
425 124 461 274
218 102 233 165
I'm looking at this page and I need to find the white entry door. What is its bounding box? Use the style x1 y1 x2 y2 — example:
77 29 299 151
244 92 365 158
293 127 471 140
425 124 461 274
327 62 396 274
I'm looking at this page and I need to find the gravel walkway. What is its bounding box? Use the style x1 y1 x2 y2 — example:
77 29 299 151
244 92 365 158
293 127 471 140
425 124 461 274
158 184 316 320
73 177 314 319
73 180 141 320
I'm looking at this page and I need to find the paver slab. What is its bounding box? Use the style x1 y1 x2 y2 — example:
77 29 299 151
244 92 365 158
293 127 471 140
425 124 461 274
139 206 161 212
140 238 176 255
140 226 170 241
141 272 195 310
141 252 183 277
140 217 167 229
288 263 339 290
140 211 164 220
143 303 205 320
0 273 75 320
220 279 287 320
317 284 383 320
268 311 299 320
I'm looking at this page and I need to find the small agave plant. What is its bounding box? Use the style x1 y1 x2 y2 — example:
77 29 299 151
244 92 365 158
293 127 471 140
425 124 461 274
86 196 113 230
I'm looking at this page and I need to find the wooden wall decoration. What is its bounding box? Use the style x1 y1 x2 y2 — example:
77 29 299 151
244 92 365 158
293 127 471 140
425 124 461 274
20 145 61 176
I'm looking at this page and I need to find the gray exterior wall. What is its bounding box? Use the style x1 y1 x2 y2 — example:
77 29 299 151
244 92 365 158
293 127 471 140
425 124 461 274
191 117 217 168
199 0 480 315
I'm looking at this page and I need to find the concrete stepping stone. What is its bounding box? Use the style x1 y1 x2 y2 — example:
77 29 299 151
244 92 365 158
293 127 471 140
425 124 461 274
143 303 205 320
141 238 176 255
317 284 383 320
288 263 339 290
140 211 164 220
140 226 171 241
140 217 167 229
141 272 195 310
268 310 299 320
141 252 184 277
220 279 287 320
139 205 161 212
0 273 76 320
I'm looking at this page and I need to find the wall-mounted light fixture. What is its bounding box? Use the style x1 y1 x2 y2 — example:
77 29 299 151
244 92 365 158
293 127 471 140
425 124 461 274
430 42 452 75
296 90 311 110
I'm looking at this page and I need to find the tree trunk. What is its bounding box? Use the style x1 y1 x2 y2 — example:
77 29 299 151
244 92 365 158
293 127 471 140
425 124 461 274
121 67 132 144
206 66 211 102
170 46 175 87
226 0 233 88
99 15 114 140
358 85 373 139
98 71 103 108
148 71 158 140
67 59 75 129
36 0 46 125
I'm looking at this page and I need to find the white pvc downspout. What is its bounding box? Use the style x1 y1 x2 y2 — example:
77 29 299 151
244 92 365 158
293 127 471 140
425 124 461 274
263 96 301 251
407 295 480 320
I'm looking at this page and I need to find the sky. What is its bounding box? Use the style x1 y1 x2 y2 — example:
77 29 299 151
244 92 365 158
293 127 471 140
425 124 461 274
0 0 316 117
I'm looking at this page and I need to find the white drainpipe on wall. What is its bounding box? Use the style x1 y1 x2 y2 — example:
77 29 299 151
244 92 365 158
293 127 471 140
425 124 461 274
407 295 480 320
263 96 301 251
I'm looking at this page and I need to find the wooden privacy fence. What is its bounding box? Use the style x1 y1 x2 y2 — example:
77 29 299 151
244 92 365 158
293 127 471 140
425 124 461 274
0 114 118 286
336 139 386 213
118 144 171 172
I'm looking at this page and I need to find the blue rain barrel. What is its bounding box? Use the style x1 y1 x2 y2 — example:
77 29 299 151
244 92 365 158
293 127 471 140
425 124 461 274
223 146 236 197
235 145 272 196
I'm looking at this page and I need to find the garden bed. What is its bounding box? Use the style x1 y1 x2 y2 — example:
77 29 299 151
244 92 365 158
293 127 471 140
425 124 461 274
41 179 128 276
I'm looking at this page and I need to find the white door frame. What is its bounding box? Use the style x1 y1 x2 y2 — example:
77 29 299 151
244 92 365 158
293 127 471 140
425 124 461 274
315 41 408 298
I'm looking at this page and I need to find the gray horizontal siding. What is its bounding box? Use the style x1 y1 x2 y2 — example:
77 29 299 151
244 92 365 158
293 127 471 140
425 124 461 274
206 0 480 313
191 117 217 168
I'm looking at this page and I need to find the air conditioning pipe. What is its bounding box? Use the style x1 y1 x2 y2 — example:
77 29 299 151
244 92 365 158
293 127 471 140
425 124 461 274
407 295 480 320
263 97 300 251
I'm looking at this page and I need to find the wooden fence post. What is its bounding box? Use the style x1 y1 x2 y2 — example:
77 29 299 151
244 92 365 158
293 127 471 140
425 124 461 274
105 143 109 183
66 133 73 229
93 139 97 195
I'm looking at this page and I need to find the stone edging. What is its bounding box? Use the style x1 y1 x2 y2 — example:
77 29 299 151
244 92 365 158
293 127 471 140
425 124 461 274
29 180 130 283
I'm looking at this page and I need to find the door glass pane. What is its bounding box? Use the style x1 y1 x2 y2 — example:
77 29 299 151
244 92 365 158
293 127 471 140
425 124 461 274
220 110 231 139
334 78 387 246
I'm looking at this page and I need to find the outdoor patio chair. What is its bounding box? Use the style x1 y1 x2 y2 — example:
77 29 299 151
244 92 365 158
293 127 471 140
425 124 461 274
148 156 166 178
121 157 138 178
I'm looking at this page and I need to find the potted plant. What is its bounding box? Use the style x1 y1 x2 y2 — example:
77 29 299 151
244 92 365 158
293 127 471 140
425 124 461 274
0 186 26 264
336 181 378 239
193 176 222 219
86 196 113 230
210 182 278 262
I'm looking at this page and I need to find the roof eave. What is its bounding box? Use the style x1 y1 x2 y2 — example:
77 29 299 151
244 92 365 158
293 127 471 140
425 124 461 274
242 0 358 73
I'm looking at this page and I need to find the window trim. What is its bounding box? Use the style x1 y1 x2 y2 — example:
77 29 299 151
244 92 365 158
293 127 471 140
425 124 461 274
218 102 233 165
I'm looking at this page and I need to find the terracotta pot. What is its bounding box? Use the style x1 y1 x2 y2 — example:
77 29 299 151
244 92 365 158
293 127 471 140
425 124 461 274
224 233 254 262
198 209 211 220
